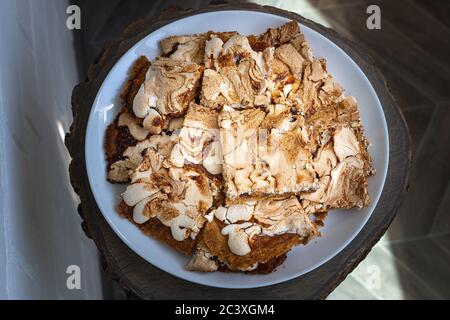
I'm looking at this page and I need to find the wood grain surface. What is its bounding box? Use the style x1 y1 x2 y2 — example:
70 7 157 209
65 1 411 299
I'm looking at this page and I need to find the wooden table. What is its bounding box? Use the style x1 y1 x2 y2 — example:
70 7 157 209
65 2 411 299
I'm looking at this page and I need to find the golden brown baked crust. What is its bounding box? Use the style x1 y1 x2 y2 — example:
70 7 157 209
202 218 303 271
104 57 152 180
118 200 197 255
218 253 288 274
120 56 152 114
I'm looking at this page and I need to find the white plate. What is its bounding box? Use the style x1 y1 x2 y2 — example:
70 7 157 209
85 10 389 289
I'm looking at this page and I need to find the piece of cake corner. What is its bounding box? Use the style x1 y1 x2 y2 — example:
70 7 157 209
219 104 319 203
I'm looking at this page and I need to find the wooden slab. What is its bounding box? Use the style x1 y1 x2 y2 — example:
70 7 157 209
65 1 411 299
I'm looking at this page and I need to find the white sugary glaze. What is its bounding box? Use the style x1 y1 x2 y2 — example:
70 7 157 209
203 35 272 108
133 80 158 118
170 127 212 166
222 35 266 73
170 40 199 61
261 214 313 237
203 152 222 175
132 193 167 224
302 125 368 209
168 105 223 175
142 108 163 134
133 197 152 224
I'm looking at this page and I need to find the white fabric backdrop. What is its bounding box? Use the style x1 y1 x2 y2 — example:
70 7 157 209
0 0 102 299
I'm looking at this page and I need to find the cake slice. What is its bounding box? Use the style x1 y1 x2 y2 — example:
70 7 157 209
196 197 319 272
169 102 222 176
107 133 176 183
105 56 153 183
120 143 222 254
300 97 375 212
200 21 315 110
118 102 225 254
201 34 274 109
219 104 318 203
131 57 203 134
105 56 187 183
160 31 238 64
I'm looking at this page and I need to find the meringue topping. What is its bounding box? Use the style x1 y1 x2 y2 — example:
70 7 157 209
132 58 202 123
219 104 318 202
221 222 262 256
122 146 221 242
169 103 222 175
